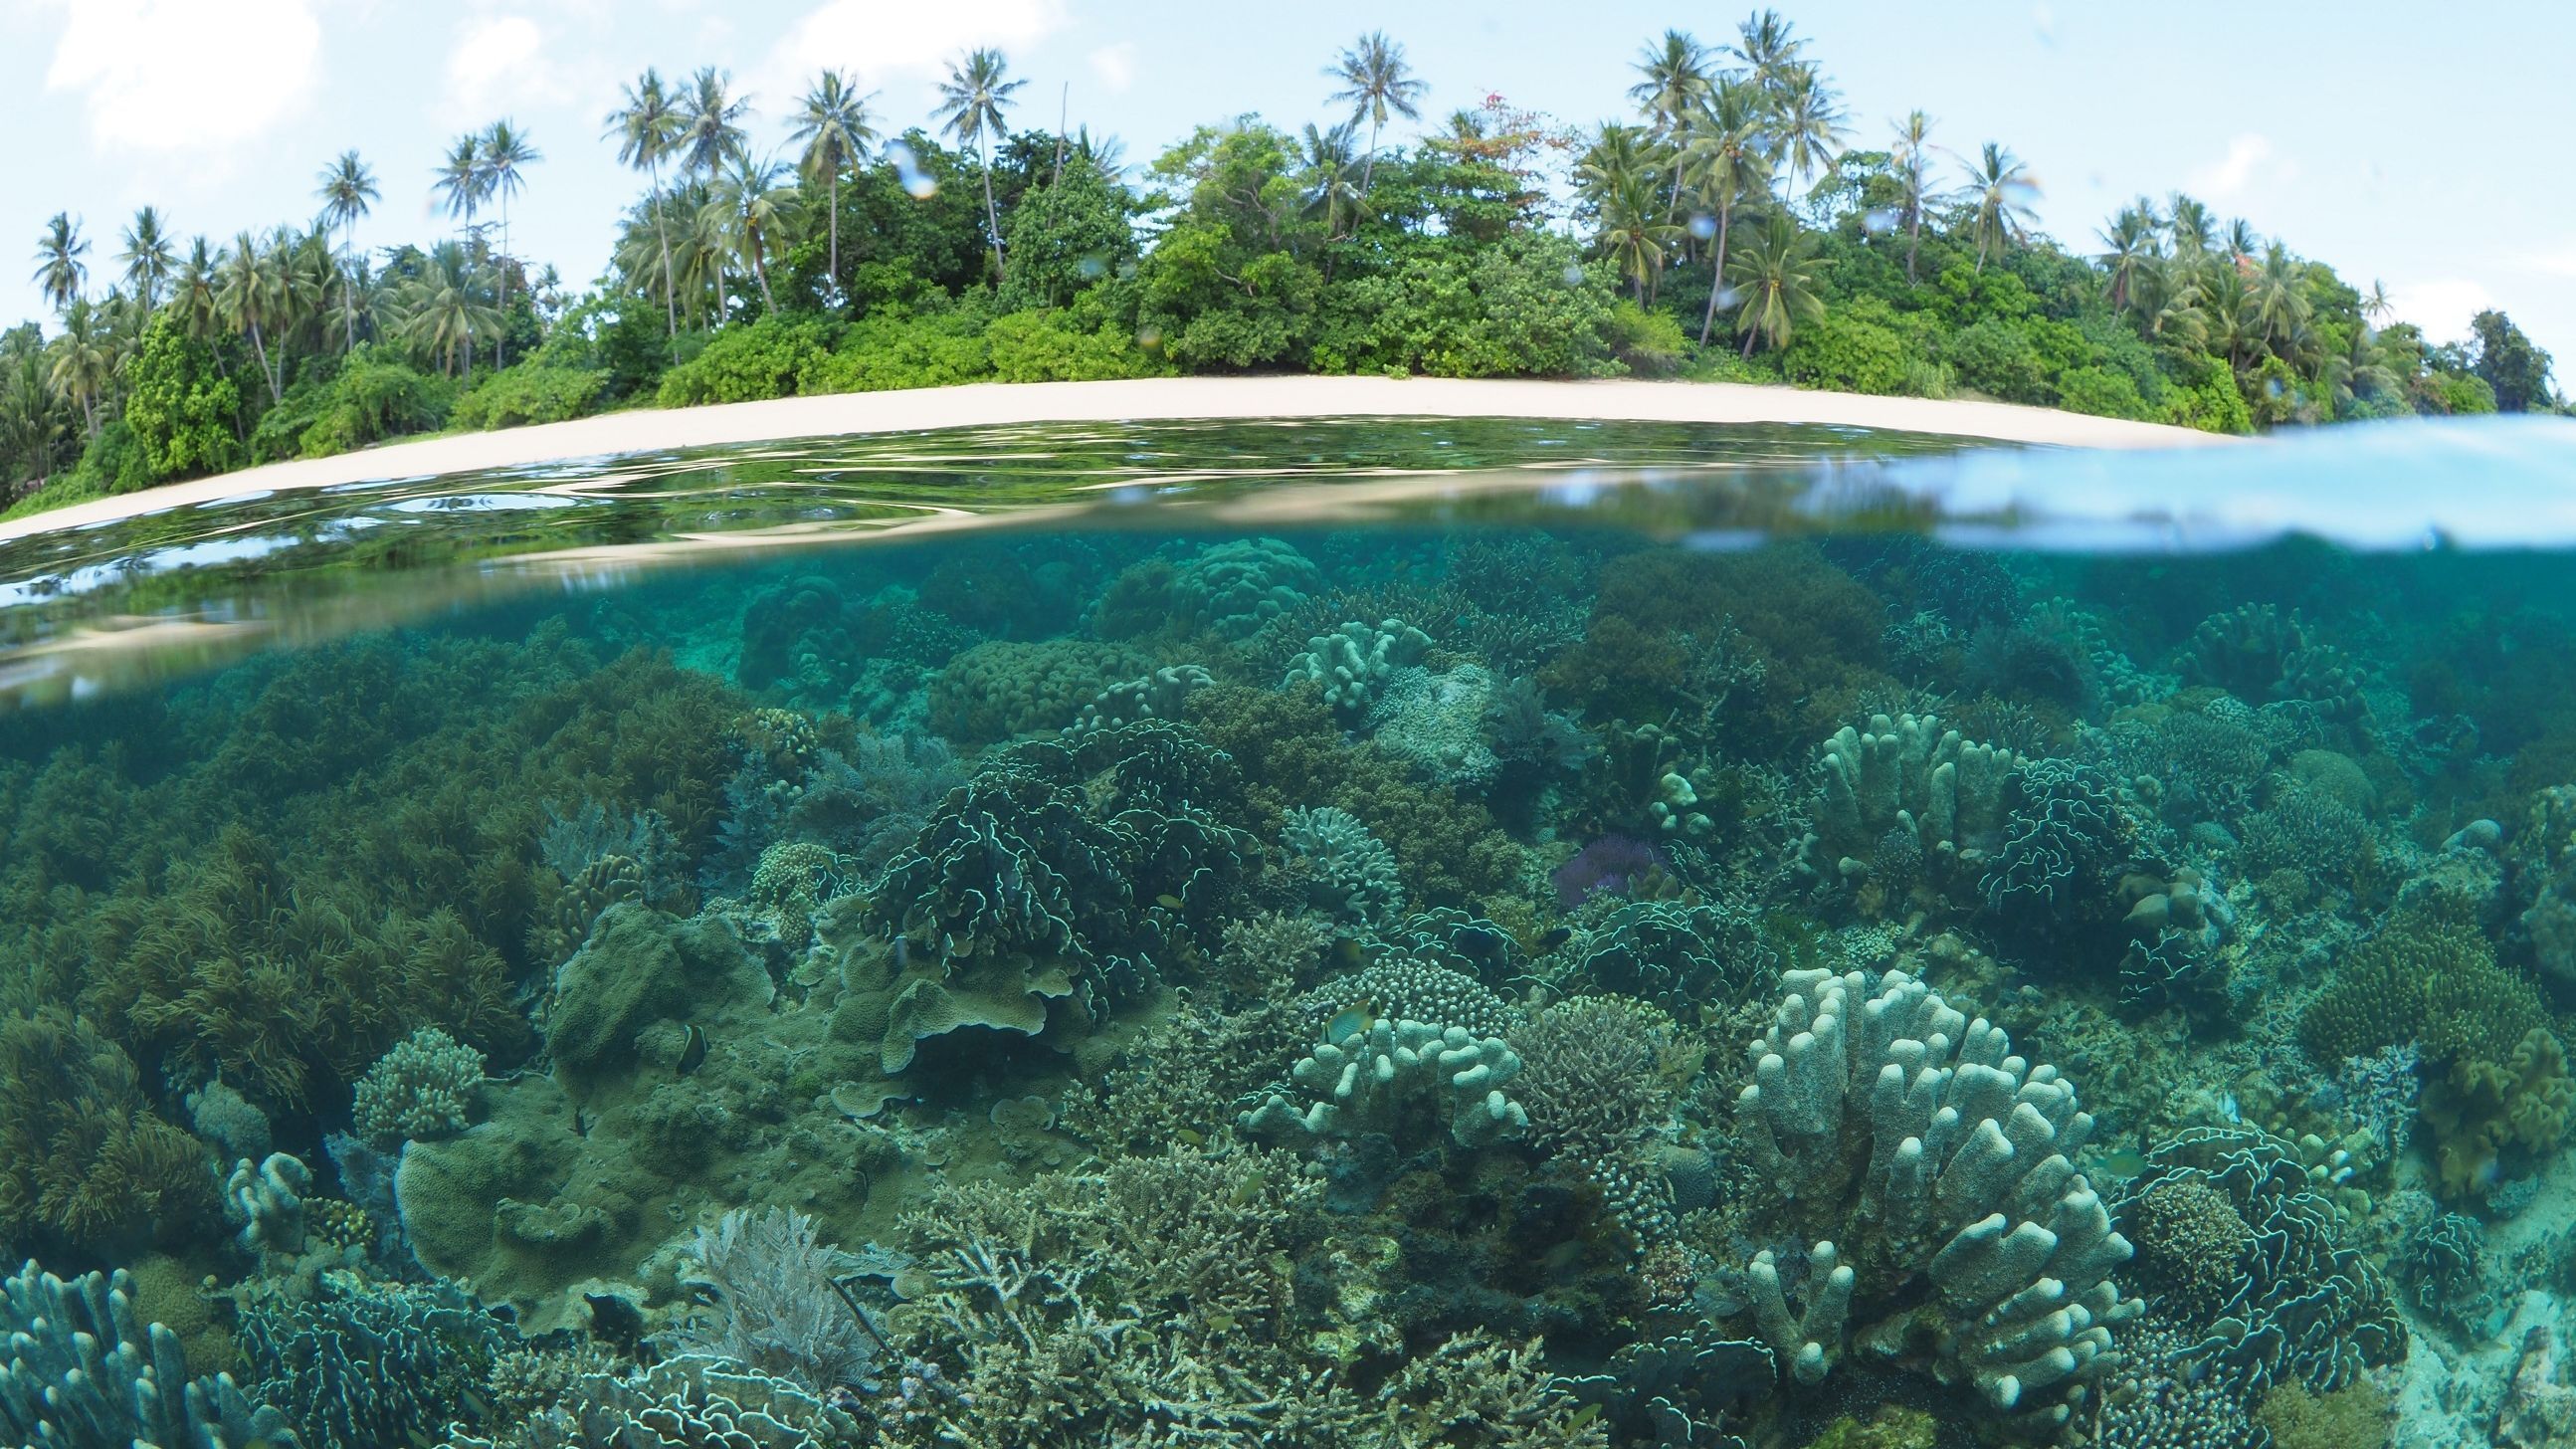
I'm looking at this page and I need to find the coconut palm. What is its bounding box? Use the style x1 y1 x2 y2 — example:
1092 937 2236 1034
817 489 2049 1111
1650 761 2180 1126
433 133 489 234
935 48 1026 284
1577 124 1664 209
1730 9 1807 90
2225 217 2261 265
396 240 499 377
705 152 795 315
2323 324 2400 413
2097 198 2163 313
1324 31 1428 199
116 206 178 312
676 68 753 181
2166 194 2215 258
0 346 60 488
606 68 687 356
2248 242 2311 350
1887 109 1935 284
32 214 89 312
1680 83 1771 341
1726 213 1824 356
1951 141 2039 273
1629 30 1711 206
788 70 878 294
173 237 225 343
1297 120 1366 238
2362 279 2394 328
1596 167 1683 304
47 299 115 439
315 151 378 352
1766 64 1847 205
216 232 282 404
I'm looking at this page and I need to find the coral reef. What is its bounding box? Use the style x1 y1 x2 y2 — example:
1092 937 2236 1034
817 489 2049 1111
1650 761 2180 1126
2 1258 298 1449
350 1027 485 1148
240 1273 512 1449
1280 804 1406 926
0 1006 218 1256
1243 1016 1529 1147
667 1207 879 1398
1284 617 1433 717
1800 713 2023 915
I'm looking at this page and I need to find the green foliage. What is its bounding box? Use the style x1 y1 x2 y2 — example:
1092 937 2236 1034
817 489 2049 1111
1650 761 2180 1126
2054 364 2150 420
2423 368 2499 416
120 313 243 486
298 351 454 456
2166 353 2256 434
801 307 992 392
655 314 836 406
1604 299 1685 377
998 155 1141 312
984 304 1163 383
1943 316 2046 403
451 364 606 430
2470 310 2555 412
69 418 150 495
1786 300 1908 394
1312 232 1620 378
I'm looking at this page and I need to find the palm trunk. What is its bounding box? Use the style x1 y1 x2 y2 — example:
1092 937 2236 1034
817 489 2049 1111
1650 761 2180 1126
495 202 509 370
1699 201 1733 345
650 160 678 362
979 141 1006 285
341 227 358 354
750 227 778 314
827 173 841 293
247 319 280 405
1359 119 1380 198
1905 214 1921 285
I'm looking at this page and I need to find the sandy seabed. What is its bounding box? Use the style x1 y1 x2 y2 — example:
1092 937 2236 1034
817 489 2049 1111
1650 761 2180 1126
0 374 2236 544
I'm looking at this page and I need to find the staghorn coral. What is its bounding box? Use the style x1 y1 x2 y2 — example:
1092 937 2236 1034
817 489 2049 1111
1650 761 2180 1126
350 1026 485 1148
0 1006 219 1256
1727 966 2139 1435
2 1258 299 1449
240 1272 512 1449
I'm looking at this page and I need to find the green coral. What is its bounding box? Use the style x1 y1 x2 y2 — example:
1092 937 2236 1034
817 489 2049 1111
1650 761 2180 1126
0 1006 219 1256
2421 1026 2575 1200
924 639 1144 746
350 1027 485 1148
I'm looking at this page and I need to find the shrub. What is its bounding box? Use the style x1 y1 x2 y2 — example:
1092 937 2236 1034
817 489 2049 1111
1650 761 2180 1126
985 308 1162 382
798 308 992 393
121 314 243 485
298 352 453 456
654 315 836 407
451 365 606 430
1605 301 1686 376
1785 304 1907 394
2055 365 2150 420
1944 316 2047 403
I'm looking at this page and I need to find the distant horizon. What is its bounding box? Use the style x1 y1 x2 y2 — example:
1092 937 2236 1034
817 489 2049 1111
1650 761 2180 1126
10 1 2569 366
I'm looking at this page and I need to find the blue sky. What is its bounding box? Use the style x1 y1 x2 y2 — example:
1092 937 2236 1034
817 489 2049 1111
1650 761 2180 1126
9 0 2572 368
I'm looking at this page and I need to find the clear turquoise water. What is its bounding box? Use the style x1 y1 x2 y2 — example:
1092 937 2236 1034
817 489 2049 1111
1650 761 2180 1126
4 414 2574 1449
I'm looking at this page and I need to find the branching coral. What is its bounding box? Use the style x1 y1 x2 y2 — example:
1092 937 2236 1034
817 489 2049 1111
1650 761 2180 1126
1799 713 2022 916
1284 617 1434 718
241 1273 512 1449
1243 1017 1529 1147
350 1026 485 1148
1280 805 1405 926
2 1259 298 1449
1727 967 2139 1435
668 1206 878 1398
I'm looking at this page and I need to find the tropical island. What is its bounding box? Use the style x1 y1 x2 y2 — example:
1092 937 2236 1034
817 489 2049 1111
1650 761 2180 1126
5 13 2563 522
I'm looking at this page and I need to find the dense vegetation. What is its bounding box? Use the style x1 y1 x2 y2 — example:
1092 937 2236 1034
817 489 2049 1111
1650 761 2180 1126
7 13 2562 518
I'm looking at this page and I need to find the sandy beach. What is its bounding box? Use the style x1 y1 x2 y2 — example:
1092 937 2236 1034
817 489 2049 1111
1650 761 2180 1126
0 375 2237 544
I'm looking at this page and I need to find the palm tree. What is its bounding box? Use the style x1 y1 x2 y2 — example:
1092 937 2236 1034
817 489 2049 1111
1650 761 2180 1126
606 69 686 358
2323 324 2400 413
2248 242 2310 351
705 153 795 314
1596 168 1683 303
476 120 540 366
935 48 1026 285
216 232 281 403
676 68 753 181
315 151 378 353
116 206 178 312
1951 141 2039 272
787 69 878 295
173 237 225 343
1681 83 1770 341
1324 31 1428 199
1297 120 1365 239
1887 109 1935 284
1765 64 1847 206
1730 9 1807 90
433 133 489 234
396 241 499 377
2166 194 2215 258
2361 279 2394 328
1726 213 1825 356
32 214 89 311
1629 30 1711 206
47 299 114 439
2225 218 2261 265
2097 198 2162 313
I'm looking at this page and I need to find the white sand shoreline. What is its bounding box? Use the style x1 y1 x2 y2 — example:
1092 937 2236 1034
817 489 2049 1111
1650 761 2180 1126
0 375 2237 544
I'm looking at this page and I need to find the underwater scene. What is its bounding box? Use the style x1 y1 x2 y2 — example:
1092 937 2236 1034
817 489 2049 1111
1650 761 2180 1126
8 421 2576 1449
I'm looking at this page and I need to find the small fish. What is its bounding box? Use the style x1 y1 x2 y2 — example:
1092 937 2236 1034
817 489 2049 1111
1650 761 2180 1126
676 1023 708 1076
1537 926 1574 951
1156 893 1186 910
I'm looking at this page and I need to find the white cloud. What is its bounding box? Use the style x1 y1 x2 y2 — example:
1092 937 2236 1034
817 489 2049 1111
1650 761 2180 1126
40 0 323 154
2518 246 2576 280
759 0 1069 106
2387 277 2497 343
444 14 567 119
1089 41 1138 94
2188 133 2272 201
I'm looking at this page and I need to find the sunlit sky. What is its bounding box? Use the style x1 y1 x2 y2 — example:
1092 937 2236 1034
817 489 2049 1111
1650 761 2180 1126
8 0 2571 369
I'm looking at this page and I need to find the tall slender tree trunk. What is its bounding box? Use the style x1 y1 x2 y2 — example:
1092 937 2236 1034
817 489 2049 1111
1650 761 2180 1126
1905 214 1921 285
246 319 280 405
1359 118 1380 198
650 160 678 362
341 225 358 353
751 226 777 314
495 200 510 370
827 174 841 293
1699 201 1733 345
979 140 1007 285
